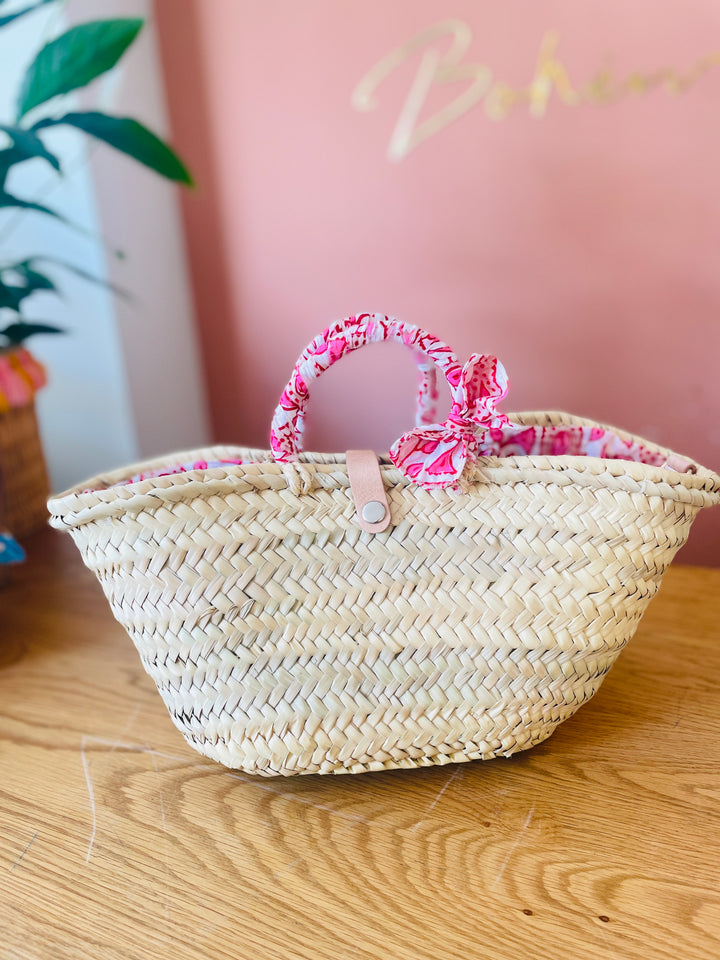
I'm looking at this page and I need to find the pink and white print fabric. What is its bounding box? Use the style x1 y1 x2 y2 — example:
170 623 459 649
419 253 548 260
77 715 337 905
110 315 677 492
122 458 247 485
389 352 511 486
270 313 458 463
271 314 669 489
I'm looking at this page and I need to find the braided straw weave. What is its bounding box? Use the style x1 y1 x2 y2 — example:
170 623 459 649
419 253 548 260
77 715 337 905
0 401 50 539
48 408 720 777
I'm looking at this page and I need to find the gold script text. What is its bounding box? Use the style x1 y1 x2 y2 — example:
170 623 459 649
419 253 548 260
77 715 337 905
351 20 720 161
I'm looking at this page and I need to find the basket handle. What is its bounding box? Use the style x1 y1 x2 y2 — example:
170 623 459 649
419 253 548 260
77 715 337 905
270 313 459 456
270 313 509 488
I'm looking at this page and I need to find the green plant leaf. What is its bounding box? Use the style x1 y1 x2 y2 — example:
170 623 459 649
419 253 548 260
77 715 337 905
16 18 144 120
0 321 64 344
0 277 26 311
0 192 91 237
0 189 66 221
34 112 194 184
0 124 60 171
28 255 130 298
12 261 57 292
0 261 57 313
0 0 55 28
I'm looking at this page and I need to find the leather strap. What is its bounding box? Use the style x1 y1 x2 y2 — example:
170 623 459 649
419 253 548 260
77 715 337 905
662 454 697 474
346 450 391 533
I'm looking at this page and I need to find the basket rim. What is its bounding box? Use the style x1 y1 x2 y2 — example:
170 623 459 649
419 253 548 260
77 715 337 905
47 410 720 529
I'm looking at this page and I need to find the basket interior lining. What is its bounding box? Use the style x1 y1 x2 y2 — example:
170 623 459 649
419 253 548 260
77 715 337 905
95 421 694 491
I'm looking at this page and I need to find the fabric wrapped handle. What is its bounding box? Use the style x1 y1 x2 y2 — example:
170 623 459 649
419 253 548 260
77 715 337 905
270 313 510 489
271 313 449 456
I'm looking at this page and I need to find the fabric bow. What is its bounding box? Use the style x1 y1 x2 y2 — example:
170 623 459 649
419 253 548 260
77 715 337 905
389 354 509 488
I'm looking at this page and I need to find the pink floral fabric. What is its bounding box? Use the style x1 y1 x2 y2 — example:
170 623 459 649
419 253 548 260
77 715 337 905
389 353 510 486
487 424 666 464
109 316 680 492
270 314 673 489
270 313 460 462
110 458 246 489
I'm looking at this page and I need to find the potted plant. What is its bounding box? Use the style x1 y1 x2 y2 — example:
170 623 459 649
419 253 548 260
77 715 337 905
0 3 193 539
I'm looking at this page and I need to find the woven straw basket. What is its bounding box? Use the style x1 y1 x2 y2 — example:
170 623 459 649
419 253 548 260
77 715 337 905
0 347 49 539
0 402 50 538
48 316 720 777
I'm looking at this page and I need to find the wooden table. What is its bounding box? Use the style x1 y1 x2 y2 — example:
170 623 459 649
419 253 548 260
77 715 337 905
1 530 719 960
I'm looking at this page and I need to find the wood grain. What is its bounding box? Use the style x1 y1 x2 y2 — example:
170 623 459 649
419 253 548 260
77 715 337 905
1 530 719 960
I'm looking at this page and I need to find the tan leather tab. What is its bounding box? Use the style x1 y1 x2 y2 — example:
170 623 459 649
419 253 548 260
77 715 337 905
662 454 697 474
346 450 391 533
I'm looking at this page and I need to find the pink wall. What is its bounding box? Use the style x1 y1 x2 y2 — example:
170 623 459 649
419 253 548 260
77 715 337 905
155 0 720 564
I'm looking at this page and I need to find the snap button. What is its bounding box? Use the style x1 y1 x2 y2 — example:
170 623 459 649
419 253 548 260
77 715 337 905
346 450 391 533
361 500 386 524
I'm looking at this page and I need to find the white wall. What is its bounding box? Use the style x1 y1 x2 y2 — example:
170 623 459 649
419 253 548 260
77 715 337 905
0 0 209 492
